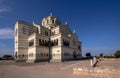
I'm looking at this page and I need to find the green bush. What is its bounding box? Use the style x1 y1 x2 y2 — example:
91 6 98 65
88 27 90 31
99 53 103 57
104 56 115 58
114 50 120 58
86 52 91 58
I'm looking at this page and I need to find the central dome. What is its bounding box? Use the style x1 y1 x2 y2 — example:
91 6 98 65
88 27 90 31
42 15 61 28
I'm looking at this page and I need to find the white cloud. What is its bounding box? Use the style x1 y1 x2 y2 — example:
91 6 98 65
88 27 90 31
0 28 14 39
0 0 10 13
0 7 9 13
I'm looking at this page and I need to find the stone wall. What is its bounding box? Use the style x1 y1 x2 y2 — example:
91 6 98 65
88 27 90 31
73 66 120 78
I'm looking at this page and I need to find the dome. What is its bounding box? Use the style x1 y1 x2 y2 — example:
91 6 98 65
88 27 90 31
42 15 61 27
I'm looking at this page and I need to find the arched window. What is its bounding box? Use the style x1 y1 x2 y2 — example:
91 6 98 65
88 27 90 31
42 40 44 46
52 20 54 24
36 28 39 33
63 39 70 47
39 39 42 46
45 31 48 36
56 39 58 46
73 51 77 59
78 45 81 50
29 40 34 47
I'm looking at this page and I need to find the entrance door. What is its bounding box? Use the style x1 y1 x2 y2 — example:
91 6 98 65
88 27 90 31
73 51 77 59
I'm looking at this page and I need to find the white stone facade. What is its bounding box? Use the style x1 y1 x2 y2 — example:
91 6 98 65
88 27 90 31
14 14 82 63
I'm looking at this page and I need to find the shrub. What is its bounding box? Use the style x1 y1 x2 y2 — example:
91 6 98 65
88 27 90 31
114 50 120 58
104 56 115 58
86 52 91 58
99 53 103 57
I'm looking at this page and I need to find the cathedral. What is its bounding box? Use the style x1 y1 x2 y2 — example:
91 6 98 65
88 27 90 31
14 14 82 63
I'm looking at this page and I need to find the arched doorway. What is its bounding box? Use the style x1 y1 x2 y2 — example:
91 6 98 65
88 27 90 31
73 51 77 59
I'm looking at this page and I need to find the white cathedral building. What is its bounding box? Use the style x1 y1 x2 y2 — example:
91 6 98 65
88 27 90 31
14 14 82 63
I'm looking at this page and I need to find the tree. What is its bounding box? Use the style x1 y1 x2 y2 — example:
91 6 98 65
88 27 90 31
2 55 13 60
86 52 91 58
114 50 120 58
100 53 103 57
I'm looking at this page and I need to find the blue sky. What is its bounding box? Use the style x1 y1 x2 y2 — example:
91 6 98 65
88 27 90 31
0 0 120 57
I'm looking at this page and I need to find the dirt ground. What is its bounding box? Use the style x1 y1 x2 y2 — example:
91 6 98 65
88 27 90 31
0 59 120 78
